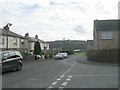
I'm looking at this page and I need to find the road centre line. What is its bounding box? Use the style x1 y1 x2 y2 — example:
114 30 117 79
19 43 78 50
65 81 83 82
52 81 58 86
61 62 76 77
57 78 61 81
65 63 76 73
59 87 64 88
47 63 76 89
61 82 68 86
59 87 64 90
47 81 58 89
66 78 71 81
60 75 64 78
58 87 64 90
68 75 72 78
47 86 53 89
48 86 53 88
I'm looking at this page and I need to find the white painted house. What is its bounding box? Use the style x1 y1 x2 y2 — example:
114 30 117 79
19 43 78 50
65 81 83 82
0 28 49 52
25 33 49 52
0 28 28 51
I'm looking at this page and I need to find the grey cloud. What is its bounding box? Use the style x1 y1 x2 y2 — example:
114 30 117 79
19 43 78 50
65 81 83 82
96 2 104 10
49 1 57 6
48 12 63 22
19 3 41 14
49 1 88 13
73 25 86 34
95 2 110 14
49 1 66 6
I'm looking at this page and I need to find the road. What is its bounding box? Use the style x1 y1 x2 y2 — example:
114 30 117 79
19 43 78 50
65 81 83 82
2 55 118 89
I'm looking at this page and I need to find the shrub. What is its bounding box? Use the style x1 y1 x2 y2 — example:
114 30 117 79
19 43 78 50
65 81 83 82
33 41 41 55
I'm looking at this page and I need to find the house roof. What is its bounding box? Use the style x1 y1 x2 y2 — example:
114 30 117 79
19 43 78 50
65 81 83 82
27 37 37 42
0 28 26 39
94 20 120 31
27 37 46 43
38 39 45 43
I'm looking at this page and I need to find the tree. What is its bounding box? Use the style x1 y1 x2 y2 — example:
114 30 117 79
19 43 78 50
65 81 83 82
34 41 41 60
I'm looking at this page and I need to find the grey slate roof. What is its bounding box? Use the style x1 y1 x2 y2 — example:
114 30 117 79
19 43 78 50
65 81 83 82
0 28 26 39
27 37 37 42
0 28 47 43
94 20 120 30
38 39 45 43
27 37 45 43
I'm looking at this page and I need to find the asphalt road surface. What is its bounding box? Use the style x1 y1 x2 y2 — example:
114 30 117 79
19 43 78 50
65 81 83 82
2 55 118 89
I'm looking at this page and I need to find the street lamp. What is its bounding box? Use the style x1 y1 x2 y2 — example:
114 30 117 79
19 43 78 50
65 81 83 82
3 23 12 51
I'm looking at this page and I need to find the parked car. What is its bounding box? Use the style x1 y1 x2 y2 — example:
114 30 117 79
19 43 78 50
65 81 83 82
62 52 68 58
34 55 41 60
55 53 64 60
0 51 23 72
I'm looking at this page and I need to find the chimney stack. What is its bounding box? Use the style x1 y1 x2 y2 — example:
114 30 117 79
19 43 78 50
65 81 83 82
35 35 38 39
25 33 29 37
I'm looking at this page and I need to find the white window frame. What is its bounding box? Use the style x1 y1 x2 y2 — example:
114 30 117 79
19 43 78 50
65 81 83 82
13 37 18 45
101 32 112 39
0 35 4 44
21 39 24 44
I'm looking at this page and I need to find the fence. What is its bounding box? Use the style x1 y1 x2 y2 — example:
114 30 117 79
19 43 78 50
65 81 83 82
87 49 119 63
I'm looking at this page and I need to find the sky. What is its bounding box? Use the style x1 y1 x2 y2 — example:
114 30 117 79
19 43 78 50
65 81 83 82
0 0 119 41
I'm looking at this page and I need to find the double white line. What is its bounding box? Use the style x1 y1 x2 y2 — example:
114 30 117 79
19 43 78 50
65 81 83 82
47 63 76 89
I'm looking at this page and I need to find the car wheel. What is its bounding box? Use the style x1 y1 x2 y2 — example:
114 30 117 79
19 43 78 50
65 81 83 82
16 63 22 71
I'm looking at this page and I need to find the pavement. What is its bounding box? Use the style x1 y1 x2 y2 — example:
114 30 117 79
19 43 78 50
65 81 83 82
23 55 53 63
76 54 118 66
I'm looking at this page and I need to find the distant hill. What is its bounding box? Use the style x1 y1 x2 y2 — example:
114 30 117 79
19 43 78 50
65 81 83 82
48 40 87 51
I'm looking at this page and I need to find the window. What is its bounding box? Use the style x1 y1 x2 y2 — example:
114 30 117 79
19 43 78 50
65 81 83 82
0 35 4 44
101 32 112 39
21 39 24 44
13 37 17 45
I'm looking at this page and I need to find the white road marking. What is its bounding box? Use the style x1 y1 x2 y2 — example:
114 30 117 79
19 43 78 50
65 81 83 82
66 78 71 81
59 87 64 90
57 78 61 81
61 82 68 86
66 63 76 73
60 63 76 77
52 81 58 86
68 75 72 78
48 63 76 89
48 86 53 88
60 75 64 78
